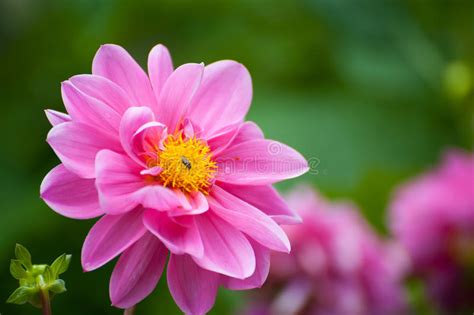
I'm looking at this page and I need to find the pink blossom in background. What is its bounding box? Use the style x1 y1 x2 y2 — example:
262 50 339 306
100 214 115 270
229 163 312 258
243 186 408 315
390 150 474 313
40 43 308 315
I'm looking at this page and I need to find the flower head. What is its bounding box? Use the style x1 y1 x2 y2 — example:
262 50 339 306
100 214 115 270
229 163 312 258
243 186 408 315
390 150 474 313
40 44 308 314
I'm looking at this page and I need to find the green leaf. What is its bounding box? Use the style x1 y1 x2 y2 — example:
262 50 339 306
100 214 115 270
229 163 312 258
50 254 71 277
6 286 37 305
48 279 67 294
10 259 27 280
14 244 32 269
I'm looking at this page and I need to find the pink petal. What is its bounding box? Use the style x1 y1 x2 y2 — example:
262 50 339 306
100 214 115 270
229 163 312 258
95 150 180 214
192 213 255 279
144 210 203 257
206 123 240 156
156 63 204 132
182 118 203 139
229 121 264 143
208 121 265 162
40 164 103 219
69 74 133 114
216 139 308 185
217 182 301 224
119 106 158 166
110 233 168 308
45 109 71 126
81 208 146 271
148 44 174 101
61 81 122 133
47 122 121 178
210 185 290 252
131 121 167 163
168 191 209 217
95 150 143 213
167 254 220 315
223 241 270 290
134 185 182 211
92 44 157 109
140 166 162 176
207 122 265 157
187 60 252 137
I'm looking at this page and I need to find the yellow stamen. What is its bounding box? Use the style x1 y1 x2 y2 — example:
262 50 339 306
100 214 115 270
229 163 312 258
154 134 217 193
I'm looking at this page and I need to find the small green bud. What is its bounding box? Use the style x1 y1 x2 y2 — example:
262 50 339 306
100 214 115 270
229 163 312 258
31 264 47 276
7 244 71 310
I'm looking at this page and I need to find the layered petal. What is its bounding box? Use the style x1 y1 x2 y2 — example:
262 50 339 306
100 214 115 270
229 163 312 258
216 139 308 185
210 185 290 252
95 150 144 213
188 60 252 137
144 210 203 257
110 233 168 308
132 121 167 161
208 121 265 158
168 191 209 217
95 150 180 214
61 81 122 133
81 208 146 271
156 63 204 131
69 74 133 114
167 254 220 315
223 241 270 290
193 213 255 279
92 44 156 108
228 121 264 144
206 123 241 156
148 44 174 100
40 164 103 219
45 109 71 126
119 106 162 165
47 122 121 178
217 182 301 224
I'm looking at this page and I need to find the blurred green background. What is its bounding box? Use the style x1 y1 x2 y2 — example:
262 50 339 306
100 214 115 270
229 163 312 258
0 0 472 314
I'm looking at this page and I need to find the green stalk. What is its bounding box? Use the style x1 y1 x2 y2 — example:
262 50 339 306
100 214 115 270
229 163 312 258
40 289 52 315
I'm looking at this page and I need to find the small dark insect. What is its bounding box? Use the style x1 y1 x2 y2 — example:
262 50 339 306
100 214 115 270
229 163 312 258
181 156 192 170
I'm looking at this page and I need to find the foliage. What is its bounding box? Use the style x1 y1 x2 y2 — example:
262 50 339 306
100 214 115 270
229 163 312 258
6 244 70 308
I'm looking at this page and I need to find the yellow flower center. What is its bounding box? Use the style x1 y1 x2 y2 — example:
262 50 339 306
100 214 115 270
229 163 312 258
155 134 217 194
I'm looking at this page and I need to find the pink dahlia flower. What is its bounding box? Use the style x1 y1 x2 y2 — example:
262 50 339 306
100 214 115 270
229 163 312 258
243 186 408 315
40 44 308 314
390 150 474 313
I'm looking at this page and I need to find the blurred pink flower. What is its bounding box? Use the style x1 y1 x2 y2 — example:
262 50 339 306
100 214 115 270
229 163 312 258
243 186 408 315
390 150 474 312
40 44 308 314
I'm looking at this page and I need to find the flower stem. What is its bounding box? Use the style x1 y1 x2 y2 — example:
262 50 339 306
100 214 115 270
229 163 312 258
124 306 136 315
40 289 52 315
